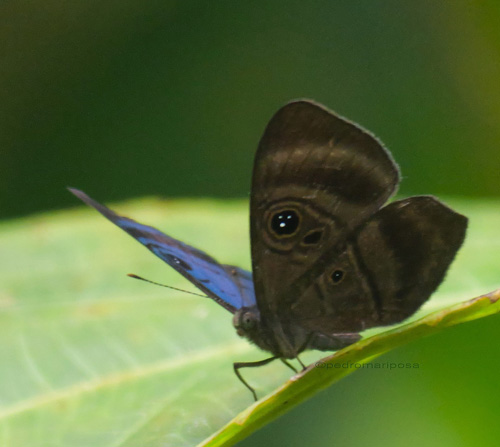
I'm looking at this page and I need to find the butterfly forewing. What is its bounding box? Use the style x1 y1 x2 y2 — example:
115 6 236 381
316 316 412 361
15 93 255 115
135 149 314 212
69 188 254 313
249 100 401 337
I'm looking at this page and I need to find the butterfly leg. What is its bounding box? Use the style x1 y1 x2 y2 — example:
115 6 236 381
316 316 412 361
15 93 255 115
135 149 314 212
295 355 307 371
280 358 298 373
289 332 315 371
233 356 277 401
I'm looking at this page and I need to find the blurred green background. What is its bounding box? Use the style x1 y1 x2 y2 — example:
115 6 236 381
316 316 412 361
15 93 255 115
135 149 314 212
2 1 500 219
2 1 500 446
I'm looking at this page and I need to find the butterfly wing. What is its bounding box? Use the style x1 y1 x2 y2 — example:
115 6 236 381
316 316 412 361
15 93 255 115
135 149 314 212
222 265 256 308
249 100 466 356
290 196 467 340
69 188 254 313
249 101 400 343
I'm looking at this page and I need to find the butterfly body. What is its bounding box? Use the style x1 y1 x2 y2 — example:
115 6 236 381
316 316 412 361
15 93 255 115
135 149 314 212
70 100 467 399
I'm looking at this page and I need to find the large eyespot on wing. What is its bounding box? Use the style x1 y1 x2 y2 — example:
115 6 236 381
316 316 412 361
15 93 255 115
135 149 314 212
354 196 468 325
68 188 247 313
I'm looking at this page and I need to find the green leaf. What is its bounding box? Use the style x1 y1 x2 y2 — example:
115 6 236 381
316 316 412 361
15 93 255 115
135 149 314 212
202 290 500 447
0 197 499 447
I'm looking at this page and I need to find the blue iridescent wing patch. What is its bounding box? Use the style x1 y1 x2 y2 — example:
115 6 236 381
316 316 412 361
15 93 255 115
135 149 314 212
222 265 256 309
68 188 255 313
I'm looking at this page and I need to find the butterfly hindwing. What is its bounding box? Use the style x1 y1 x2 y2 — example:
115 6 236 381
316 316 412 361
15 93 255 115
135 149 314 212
353 195 467 325
291 196 467 338
69 188 254 313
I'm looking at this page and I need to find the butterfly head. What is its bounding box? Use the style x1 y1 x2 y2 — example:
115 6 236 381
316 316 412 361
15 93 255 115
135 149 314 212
233 307 261 337
233 305 308 358
233 306 281 353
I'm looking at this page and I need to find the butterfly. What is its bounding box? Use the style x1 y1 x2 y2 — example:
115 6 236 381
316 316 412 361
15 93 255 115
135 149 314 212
69 100 467 400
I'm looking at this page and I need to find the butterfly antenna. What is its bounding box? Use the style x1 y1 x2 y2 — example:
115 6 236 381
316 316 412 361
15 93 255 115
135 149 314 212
127 274 208 298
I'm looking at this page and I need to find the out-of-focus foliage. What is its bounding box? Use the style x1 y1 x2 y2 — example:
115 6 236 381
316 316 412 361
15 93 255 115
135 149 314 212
1 1 500 218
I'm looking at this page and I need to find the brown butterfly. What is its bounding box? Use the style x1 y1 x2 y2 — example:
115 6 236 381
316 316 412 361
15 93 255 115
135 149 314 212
70 100 467 400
